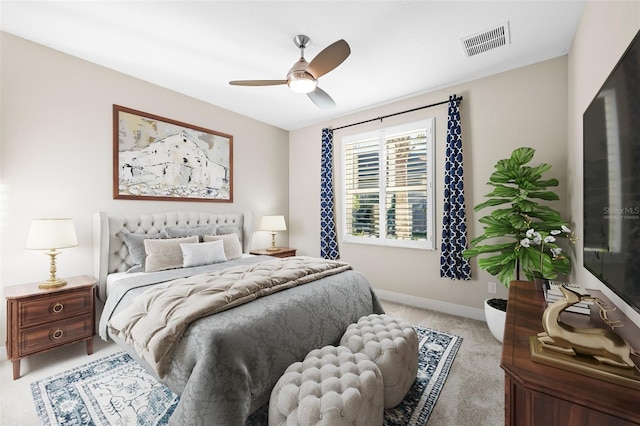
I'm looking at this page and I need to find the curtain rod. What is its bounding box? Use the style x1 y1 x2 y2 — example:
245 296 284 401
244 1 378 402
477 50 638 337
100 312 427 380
332 96 463 131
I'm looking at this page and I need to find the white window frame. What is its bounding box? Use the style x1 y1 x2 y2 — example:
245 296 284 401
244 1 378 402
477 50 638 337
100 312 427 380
341 118 435 250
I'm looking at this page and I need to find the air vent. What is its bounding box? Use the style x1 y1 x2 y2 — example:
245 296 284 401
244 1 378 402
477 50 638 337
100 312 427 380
461 22 510 57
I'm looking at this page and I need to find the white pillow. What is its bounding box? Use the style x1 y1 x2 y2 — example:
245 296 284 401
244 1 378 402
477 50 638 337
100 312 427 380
203 233 243 260
180 240 227 268
144 236 199 272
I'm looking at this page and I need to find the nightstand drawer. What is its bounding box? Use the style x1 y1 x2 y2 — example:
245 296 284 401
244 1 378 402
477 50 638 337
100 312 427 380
18 315 93 356
18 289 92 328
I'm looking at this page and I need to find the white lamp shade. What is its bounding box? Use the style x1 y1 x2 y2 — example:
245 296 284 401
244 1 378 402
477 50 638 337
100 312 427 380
260 215 287 232
26 218 78 250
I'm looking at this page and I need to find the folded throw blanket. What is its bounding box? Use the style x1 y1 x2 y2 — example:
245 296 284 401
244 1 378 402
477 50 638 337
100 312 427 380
108 256 351 377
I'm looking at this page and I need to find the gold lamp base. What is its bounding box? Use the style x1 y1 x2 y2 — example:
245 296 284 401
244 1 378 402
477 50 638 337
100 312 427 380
39 278 67 289
266 231 280 251
38 249 67 289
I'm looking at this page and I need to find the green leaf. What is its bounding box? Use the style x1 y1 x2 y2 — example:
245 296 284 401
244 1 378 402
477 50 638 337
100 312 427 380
494 159 511 173
489 171 512 183
508 214 529 230
491 208 516 220
486 185 519 198
462 242 515 259
527 191 560 201
474 198 512 211
534 178 559 188
529 163 552 179
510 147 535 166
517 199 539 212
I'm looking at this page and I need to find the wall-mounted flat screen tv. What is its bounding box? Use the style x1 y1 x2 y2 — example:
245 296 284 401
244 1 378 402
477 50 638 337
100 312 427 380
583 29 640 314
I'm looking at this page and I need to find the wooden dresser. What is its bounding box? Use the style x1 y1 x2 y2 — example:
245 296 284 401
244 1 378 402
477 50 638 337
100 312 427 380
501 280 640 425
5 275 96 379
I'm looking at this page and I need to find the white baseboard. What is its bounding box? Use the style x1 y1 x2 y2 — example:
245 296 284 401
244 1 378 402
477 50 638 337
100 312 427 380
375 288 486 322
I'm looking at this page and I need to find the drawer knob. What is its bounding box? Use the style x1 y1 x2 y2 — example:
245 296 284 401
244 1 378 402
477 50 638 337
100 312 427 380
52 303 64 313
52 329 64 340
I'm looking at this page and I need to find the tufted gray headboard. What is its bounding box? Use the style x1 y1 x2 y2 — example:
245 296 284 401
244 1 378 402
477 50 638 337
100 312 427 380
93 211 253 300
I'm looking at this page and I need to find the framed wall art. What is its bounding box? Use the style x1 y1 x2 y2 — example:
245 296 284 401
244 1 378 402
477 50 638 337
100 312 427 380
113 105 233 202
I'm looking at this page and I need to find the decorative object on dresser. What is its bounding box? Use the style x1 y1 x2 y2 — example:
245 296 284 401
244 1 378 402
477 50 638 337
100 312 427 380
502 281 640 425
249 247 297 258
25 218 78 289
113 105 233 202
5 275 96 380
532 284 639 387
259 214 287 251
543 280 592 315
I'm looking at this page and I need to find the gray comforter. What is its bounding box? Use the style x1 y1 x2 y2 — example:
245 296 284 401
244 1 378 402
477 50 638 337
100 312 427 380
99 256 384 425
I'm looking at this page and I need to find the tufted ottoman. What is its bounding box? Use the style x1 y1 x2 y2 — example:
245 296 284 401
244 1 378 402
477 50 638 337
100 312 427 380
268 345 384 426
340 314 419 408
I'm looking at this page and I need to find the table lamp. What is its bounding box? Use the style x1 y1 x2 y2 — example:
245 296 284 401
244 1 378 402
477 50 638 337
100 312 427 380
26 218 78 289
260 215 287 251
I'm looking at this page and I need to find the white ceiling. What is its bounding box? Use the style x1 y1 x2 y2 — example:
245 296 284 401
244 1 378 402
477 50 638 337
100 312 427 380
1 1 584 131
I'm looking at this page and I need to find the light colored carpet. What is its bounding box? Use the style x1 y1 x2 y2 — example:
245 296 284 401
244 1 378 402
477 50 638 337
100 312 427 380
0 299 504 425
382 300 504 425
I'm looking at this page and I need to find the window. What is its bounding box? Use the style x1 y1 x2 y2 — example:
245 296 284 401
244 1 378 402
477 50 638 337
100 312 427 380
342 119 435 249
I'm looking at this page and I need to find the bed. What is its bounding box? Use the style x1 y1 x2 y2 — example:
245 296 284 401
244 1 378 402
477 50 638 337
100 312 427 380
93 211 384 425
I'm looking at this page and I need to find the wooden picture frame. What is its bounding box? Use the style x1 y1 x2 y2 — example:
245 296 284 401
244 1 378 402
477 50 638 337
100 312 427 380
113 105 233 202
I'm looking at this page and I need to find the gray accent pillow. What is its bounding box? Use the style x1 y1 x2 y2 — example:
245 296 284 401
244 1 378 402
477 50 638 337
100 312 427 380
216 224 239 235
144 236 199 273
203 233 243 260
162 225 217 242
118 232 166 273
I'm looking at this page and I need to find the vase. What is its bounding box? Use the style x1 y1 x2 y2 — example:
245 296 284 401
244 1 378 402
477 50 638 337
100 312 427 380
484 298 507 343
533 277 548 292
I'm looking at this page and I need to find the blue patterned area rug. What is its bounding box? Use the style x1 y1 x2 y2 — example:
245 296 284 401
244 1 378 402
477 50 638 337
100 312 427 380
31 325 462 425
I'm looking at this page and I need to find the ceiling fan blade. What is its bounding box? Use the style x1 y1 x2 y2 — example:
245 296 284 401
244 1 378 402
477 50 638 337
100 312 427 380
229 80 287 86
306 39 350 79
307 87 336 109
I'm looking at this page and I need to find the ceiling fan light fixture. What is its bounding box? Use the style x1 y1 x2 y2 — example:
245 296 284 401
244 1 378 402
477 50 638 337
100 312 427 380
288 71 317 94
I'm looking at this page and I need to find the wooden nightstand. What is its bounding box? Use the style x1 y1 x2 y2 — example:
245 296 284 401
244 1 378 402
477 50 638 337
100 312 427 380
5 275 96 380
250 247 297 258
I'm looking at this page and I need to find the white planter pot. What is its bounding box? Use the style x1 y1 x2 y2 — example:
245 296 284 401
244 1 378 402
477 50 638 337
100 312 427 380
484 298 507 343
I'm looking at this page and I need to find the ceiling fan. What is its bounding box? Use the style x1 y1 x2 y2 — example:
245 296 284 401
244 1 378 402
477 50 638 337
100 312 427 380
229 35 350 109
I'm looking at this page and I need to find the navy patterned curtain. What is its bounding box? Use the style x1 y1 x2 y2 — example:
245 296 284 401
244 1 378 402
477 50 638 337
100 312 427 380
440 95 471 280
320 128 340 259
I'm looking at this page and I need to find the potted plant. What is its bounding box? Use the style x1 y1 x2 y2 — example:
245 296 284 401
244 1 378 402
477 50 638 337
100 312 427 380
463 147 575 342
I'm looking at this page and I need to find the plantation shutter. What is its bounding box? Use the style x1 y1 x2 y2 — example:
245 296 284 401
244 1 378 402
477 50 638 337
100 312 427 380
385 129 429 242
344 137 380 239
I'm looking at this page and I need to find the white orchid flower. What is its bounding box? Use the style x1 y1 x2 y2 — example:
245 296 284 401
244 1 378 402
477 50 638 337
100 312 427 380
550 247 563 257
526 229 536 238
550 229 561 235
520 238 531 248
561 225 572 233
532 232 542 245
544 235 556 243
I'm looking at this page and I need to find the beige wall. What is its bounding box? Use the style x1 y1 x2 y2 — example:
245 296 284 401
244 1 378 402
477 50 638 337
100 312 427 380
289 56 569 318
568 1 640 326
0 33 290 348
